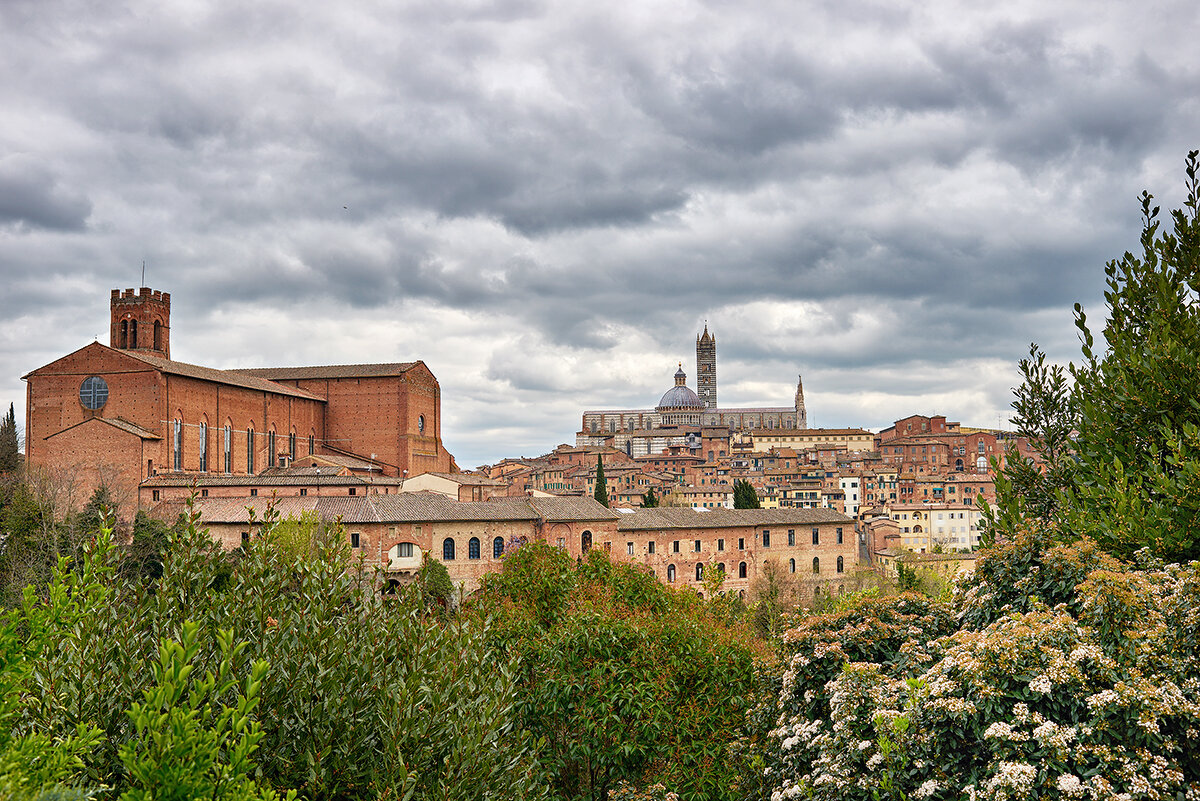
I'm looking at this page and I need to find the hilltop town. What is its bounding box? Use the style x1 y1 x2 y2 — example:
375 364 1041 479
14 286 1036 601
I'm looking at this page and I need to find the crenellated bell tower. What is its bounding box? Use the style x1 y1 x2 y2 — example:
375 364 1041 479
111 287 171 359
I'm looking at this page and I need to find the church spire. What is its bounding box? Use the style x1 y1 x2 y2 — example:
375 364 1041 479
794 374 807 429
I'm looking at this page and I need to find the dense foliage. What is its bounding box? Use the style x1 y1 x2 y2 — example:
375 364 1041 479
988 150 1200 563
0 403 17 473
473 542 764 801
747 152 1200 800
0 505 544 800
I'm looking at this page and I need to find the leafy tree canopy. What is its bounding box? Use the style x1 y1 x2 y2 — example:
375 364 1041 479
988 150 1200 562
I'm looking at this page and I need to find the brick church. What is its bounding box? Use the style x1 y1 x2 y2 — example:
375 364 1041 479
22 287 456 510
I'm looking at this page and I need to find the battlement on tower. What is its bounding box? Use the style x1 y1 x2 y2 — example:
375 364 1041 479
110 286 171 358
112 287 171 306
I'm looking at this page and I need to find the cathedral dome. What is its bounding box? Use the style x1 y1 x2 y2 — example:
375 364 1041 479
658 385 702 409
658 364 702 409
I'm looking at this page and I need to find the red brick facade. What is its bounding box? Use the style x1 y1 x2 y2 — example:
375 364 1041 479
23 287 455 512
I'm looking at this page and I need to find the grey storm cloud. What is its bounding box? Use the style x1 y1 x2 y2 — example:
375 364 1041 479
0 158 92 232
1 0 1198 466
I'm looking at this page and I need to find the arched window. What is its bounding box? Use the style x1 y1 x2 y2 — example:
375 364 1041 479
153 320 162 351
837 556 844 573
442 538 455 560
289 431 296 459
172 418 182 471
493 537 504 559
789 558 796 573
468 537 480 560
129 320 138 348
695 563 704 581
667 564 676 582
267 429 277 467
717 562 725 574
223 425 232 473
120 320 128 348
582 530 592 553
738 561 747 579
812 557 820 574
198 421 208 472
976 456 987 470
308 433 315 455
247 427 255 473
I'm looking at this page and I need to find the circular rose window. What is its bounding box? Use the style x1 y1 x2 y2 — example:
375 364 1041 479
79 376 109 410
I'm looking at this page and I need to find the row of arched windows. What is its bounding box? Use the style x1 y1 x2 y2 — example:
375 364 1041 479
661 556 847 583
785 556 846 574
168 418 317 474
442 536 507 561
118 319 164 351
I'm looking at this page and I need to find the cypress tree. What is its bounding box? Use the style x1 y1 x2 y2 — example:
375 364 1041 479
733 479 761 509
643 487 659 508
0 402 18 473
593 454 609 508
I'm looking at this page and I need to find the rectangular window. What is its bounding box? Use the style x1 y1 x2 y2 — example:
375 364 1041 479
351 532 361 548
200 489 208 498
837 527 844 544
694 540 701 553
788 529 795 546
812 527 820 545
152 490 160 502
717 538 725 551
198 423 207 472
627 542 634 556
241 531 249 544
300 488 307 496
648 541 656 555
399 542 414 557
250 488 258 497
738 537 745 550
268 431 276 467
672 540 680 553
762 531 770 547
349 487 356 496
247 429 255 473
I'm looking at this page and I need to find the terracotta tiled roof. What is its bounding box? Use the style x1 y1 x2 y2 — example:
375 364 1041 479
185 492 619 525
46 416 162 441
232 363 418 380
615 507 852 531
122 352 324 401
527 496 619 522
416 472 506 486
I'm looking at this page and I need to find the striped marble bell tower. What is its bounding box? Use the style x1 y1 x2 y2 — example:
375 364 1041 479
696 324 717 410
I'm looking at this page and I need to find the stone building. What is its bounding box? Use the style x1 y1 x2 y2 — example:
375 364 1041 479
577 327 808 455
23 286 456 511
180 492 856 599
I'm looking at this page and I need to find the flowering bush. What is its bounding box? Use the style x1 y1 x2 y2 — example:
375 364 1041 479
759 533 1200 800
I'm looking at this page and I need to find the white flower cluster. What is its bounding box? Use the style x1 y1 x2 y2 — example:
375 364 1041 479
913 779 940 798
1028 674 1052 694
1055 773 1084 797
983 761 1037 798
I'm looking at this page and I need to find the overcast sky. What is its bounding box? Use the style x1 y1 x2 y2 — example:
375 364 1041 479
2 0 1197 469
